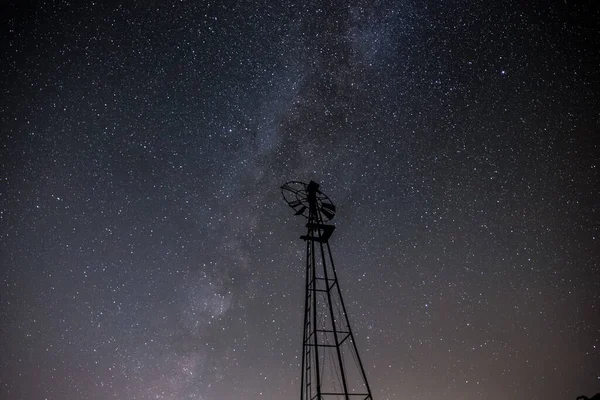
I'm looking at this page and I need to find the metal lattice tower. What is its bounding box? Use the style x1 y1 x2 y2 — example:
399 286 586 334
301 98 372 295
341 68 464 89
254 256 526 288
282 180 373 400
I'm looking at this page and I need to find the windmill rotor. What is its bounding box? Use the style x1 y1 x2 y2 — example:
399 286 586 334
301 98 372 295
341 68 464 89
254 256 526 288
281 180 336 221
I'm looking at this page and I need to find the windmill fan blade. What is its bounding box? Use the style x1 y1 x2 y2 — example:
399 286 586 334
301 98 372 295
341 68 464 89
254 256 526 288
321 202 336 212
320 207 335 220
294 206 307 215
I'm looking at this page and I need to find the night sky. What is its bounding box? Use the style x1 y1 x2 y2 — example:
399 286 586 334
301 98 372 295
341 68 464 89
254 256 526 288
1 1 599 399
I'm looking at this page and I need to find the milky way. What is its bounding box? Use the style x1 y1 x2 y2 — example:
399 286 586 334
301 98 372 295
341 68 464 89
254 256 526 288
1 1 598 399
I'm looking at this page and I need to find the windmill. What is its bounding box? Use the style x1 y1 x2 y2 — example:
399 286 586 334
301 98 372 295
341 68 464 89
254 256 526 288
281 180 374 400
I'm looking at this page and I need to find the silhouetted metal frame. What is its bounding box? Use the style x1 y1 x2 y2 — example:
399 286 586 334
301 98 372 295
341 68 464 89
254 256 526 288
287 181 373 400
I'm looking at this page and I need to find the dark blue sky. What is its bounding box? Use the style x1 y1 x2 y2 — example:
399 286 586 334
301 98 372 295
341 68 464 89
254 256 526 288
1 1 598 399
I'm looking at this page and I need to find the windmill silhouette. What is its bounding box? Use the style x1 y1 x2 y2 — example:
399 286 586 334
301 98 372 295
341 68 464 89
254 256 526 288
282 180 374 400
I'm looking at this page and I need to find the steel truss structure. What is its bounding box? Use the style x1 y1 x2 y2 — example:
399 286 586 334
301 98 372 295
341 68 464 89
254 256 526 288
282 181 373 400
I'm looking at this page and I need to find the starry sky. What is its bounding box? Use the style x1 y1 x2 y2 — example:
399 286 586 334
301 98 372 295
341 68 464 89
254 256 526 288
1 1 599 399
